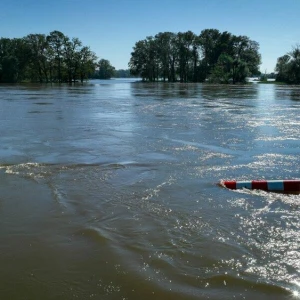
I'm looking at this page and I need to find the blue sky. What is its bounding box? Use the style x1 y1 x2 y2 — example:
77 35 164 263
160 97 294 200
1 0 300 72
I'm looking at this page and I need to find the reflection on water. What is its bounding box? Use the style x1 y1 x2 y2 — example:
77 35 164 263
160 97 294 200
0 80 299 299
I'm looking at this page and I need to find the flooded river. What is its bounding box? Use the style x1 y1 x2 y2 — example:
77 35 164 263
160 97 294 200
0 80 299 299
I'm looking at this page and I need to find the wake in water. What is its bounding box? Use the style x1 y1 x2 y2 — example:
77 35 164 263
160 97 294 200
0 161 136 180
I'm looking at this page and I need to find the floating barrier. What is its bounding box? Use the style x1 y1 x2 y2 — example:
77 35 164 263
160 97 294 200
220 180 300 193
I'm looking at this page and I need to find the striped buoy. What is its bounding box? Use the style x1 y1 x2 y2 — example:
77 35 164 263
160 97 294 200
220 180 300 193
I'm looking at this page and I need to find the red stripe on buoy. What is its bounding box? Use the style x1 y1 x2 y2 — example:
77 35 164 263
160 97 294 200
283 180 300 192
222 181 237 189
252 180 268 191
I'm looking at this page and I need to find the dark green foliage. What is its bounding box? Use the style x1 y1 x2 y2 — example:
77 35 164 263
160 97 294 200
97 59 115 79
129 29 262 83
276 46 300 84
114 69 133 78
0 38 31 82
0 55 19 82
0 31 99 83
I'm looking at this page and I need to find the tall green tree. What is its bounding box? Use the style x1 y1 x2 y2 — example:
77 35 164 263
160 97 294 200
155 32 177 81
129 38 157 81
275 54 290 82
63 37 82 83
209 53 233 83
25 34 49 82
276 45 300 84
230 35 260 83
47 30 66 82
176 31 198 82
289 46 300 83
140 36 160 81
98 59 115 79
78 46 97 83
198 29 221 79
209 34 261 83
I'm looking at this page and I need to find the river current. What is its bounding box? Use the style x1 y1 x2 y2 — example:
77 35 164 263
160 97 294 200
0 80 299 299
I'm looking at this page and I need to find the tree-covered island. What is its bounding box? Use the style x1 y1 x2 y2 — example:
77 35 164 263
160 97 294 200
129 29 261 83
0 29 299 84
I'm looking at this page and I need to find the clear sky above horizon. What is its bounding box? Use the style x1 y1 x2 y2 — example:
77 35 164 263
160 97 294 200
1 0 300 73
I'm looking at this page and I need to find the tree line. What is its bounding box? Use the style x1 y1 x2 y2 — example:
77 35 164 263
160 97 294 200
0 30 116 83
129 29 262 83
2 29 299 84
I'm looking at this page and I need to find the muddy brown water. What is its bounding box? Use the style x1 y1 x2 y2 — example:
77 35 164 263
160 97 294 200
0 80 299 299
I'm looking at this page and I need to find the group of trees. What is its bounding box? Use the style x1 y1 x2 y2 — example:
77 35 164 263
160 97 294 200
114 69 132 78
91 59 116 79
0 30 116 83
90 67 136 79
275 45 300 84
129 29 261 83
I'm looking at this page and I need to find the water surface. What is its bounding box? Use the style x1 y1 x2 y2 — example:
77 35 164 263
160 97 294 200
0 80 299 299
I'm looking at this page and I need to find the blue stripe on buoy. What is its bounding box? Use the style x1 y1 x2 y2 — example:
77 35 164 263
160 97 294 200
236 181 252 189
267 180 284 191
